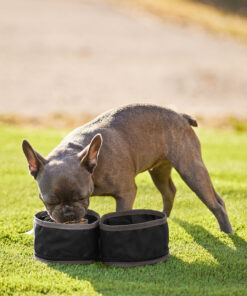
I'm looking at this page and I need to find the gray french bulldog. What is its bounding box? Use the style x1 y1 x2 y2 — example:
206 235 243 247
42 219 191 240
22 104 233 233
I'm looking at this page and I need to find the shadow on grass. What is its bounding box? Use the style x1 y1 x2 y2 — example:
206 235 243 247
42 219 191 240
173 218 247 265
47 220 247 295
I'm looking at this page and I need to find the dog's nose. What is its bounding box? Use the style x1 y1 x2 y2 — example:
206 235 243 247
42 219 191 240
63 205 73 212
63 211 74 218
63 205 74 217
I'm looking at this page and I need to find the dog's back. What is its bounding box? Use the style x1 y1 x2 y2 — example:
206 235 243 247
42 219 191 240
53 104 197 171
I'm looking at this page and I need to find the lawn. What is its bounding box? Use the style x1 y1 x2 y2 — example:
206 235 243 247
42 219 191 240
0 124 247 295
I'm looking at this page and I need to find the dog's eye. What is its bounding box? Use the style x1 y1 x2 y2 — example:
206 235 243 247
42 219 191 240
76 195 87 201
70 194 81 202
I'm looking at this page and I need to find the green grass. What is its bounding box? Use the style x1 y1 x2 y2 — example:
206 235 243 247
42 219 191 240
0 124 247 295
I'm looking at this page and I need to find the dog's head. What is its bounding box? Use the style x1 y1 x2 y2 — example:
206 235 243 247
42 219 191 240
22 134 102 223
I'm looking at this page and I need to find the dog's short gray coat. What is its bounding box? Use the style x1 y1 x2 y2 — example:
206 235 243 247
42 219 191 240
22 104 233 233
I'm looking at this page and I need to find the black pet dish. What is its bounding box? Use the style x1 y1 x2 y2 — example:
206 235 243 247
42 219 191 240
33 210 100 264
99 209 169 267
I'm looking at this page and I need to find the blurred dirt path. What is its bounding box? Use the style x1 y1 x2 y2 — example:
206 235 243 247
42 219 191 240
0 0 247 118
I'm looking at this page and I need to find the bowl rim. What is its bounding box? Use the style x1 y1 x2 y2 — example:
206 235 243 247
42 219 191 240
100 209 167 232
34 209 100 230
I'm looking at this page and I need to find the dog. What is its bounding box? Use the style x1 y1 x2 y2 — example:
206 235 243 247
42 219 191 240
22 104 233 233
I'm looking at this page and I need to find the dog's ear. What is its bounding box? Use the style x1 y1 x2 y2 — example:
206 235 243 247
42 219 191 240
22 139 47 179
78 134 102 174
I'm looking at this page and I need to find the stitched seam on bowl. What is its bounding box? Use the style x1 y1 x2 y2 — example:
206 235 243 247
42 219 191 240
100 209 167 231
101 209 165 220
34 253 96 260
100 218 166 231
102 254 170 267
34 256 95 264
34 210 100 230
101 251 169 262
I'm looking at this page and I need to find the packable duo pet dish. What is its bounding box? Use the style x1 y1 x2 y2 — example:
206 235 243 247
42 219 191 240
34 209 169 267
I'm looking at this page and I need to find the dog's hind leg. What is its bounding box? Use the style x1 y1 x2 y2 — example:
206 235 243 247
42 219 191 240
169 128 233 234
149 162 176 217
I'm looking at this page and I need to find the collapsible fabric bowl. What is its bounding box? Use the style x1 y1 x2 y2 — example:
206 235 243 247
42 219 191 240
34 210 100 264
100 209 169 267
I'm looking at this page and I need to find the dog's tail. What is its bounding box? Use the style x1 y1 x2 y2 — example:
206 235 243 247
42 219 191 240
182 114 198 127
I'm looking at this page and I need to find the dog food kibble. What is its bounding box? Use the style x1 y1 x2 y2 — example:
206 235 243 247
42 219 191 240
63 218 87 224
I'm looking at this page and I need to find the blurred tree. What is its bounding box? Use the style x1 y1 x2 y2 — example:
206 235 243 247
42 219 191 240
193 0 247 16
